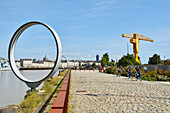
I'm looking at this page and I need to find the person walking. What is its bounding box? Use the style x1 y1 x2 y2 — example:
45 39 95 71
135 66 142 81
117 67 120 77
128 66 133 80
104 67 106 73
101 66 103 72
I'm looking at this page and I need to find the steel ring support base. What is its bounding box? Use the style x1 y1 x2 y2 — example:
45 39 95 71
8 21 62 89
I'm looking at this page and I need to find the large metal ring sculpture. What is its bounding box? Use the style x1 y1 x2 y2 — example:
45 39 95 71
8 21 62 89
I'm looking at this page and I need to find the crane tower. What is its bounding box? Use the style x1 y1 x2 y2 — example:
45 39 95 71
122 33 154 63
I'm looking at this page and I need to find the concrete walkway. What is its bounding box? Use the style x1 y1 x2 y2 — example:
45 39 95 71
69 70 170 113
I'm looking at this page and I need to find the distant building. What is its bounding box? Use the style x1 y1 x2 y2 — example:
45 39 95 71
43 55 48 61
33 59 36 63
0 57 5 63
64 60 101 68
15 60 20 67
20 58 32 67
44 61 54 67
20 58 55 68
96 55 99 62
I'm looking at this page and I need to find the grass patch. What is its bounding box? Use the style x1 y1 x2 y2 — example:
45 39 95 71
68 103 75 113
50 77 60 86
19 69 69 113
41 82 53 95
19 91 43 113
142 76 170 82
159 78 170 82
60 69 69 76
142 77 156 81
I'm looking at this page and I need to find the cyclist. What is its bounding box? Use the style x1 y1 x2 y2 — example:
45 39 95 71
135 66 142 81
128 66 133 80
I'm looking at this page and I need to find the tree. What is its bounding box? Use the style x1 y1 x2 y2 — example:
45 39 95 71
92 62 96 68
101 53 109 67
164 60 170 65
103 53 109 66
109 62 114 66
109 59 115 66
117 54 141 67
148 54 161 65
101 57 107 67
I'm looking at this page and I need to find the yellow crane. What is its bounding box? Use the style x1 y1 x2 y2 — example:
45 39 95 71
122 33 154 63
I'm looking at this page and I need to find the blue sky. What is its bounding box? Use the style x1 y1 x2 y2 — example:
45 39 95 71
0 0 170 63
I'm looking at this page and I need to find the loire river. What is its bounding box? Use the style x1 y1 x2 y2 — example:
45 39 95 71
0 70 58 107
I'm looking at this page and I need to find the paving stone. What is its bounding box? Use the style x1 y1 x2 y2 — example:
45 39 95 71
68 70 170 113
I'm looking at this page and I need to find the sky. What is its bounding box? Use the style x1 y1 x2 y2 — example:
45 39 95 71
0 0 170 64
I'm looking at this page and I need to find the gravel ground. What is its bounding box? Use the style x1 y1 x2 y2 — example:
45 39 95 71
69 70 170 113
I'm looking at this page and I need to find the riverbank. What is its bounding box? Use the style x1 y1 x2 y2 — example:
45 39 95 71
18 69 69 113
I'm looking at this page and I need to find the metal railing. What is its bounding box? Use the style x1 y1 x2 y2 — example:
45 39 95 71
50 69 71 113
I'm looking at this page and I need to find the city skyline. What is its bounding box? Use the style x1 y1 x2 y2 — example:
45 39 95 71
0 0 170 63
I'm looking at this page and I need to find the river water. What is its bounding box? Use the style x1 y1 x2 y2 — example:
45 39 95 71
0 70 58 107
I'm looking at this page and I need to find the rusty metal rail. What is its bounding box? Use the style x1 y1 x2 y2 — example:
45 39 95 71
50 69 71 113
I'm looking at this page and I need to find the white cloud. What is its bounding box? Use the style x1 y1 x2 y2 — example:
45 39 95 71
91 0 118 11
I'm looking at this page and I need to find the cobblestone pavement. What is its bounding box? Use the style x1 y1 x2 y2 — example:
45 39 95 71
69 70 170 113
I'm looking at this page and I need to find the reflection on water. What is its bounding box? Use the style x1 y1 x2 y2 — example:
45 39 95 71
20 70 51 81
0 70 57 107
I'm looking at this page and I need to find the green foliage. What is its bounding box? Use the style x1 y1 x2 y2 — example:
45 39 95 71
119 69 122 75
155 74 160 81
92 63 96 68
19 69 68 113
159 78 170 82
105 66 116 74
79 66 82 69
60 69 68 76
164 70 168 76
141 69 170 81
103 53 109 66
101 57 107 67
165 71 170 78
151 77 157 81
148 54 161 65
50 76 60 86
120 66 135 77
164 70 170 78
164 60 170 65
144 70 159 81
105 64 170 82
146 71 151 80
41 82 53 95
159 69 163 76
121 69 128 77
141 68 146 77
120 67 126 76
109 61 115 66
101 53 109 67
19 91 43 113
68 104 75 113
117 54 141 67
150 71 156 78
142 77 149 81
